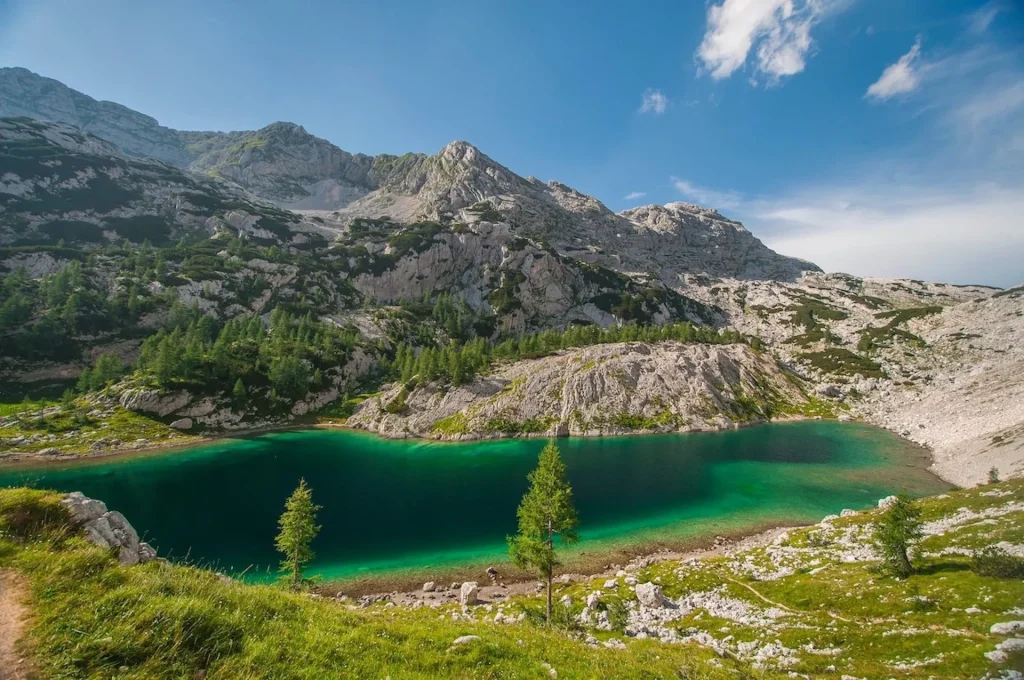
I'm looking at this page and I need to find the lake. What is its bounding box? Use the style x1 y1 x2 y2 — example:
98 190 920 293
0 422 949 582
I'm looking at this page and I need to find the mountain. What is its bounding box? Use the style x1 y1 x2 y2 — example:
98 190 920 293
0 67 815 283
0 67 1021 487
0 67 190 165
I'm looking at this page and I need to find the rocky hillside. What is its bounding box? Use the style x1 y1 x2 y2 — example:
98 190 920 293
349 342 812 439
1 67 1022 487
1 67 815 283
0 67 189 166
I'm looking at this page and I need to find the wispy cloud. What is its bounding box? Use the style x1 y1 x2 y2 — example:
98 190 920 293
639 89 668 114
671 177 743 209
754 182 1024 287
968 1 1006 35
623 191 647 201
696 0 850 84
866 36 923 100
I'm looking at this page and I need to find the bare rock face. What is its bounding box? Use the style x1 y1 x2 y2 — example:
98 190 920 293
349 342 806 439
60 492 156 566
118 388 191 417
0 67 189 165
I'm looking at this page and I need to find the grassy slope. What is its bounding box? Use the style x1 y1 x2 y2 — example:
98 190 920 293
1 481 1022 678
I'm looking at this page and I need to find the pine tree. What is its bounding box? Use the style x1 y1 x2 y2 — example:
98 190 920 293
873 494 923 579
232 378 246 403
275 478 322 589
508 441 579 624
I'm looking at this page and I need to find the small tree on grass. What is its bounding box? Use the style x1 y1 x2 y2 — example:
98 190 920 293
508 441 579 625
873 493 923 579
276 478 321 589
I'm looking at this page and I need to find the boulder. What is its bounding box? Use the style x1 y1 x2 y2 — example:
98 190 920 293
61 492 154 567
60 491 107 524
119 388 191 417
586 591 601 609
991 621 1024 635
422 581 436 592
603 579 618 590
635 582 672 609
169 417 193 430
817 384 842 398
452 635 480 646
459 581 479 606
877 495 898 509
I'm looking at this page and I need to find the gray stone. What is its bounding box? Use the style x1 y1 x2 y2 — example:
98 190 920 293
169 417 193 430
459 581 479 606
452 635 480 646
992 621 1024 635
422 581 436 592
61 492 108 524
635 582 672 609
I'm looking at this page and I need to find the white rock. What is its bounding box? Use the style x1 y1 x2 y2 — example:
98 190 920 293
604 579 618 590
459 581 479 606
422 581 436 592
991 621 1024 635
635 582 672 609
452 635 480 646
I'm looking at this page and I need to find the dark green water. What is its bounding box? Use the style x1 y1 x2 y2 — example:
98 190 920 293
0 422 948 581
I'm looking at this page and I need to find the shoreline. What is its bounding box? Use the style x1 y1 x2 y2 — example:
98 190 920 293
2 412 825 466
312 520 802 599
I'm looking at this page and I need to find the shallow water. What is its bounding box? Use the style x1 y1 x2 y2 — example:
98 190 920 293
0 422 949 581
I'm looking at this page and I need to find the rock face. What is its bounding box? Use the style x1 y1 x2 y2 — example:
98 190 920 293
0 67 189 165
348 342 807 439
60 492 156 566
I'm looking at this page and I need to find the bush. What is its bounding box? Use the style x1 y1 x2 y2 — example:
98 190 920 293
972 547 1024 579
383 385 409 414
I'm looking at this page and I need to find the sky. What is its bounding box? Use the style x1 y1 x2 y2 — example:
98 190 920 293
0 0 1022 287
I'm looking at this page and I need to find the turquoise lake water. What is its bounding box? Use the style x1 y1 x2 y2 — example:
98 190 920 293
0 422 949 581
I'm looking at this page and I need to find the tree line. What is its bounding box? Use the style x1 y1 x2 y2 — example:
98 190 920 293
387 321 758 388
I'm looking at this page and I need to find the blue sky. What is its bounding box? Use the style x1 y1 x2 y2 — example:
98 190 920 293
1 0 1022 286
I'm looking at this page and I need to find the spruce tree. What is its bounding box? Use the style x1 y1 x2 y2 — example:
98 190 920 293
275 478 322 589
873 493 923 579
508 441 579 624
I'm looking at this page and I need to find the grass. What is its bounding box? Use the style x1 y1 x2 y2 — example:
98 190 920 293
874 306 943 325
0 489 740 679
0 398 196 455
799 348 885 378
1 479 1021 678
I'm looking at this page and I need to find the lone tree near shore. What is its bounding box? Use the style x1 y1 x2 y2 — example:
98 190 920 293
873 493 923 579
508 441 579 624
276 478 321 589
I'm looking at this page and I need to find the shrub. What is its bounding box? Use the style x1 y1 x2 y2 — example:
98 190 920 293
972 546 1024 579
383 385 409 414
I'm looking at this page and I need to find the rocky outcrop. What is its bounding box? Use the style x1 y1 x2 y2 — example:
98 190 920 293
118 388 191 417
0 67 189 165
60 492 157 566
348 342 809 439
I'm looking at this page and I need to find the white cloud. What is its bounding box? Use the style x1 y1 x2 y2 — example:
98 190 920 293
866 36 922 100
696 0 848 83
624 191 647 201
671 177 743 209
754 183 1024 287
639 89 668 114
968 1 1005 35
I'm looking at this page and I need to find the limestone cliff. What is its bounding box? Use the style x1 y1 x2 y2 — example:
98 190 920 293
347 342 810 440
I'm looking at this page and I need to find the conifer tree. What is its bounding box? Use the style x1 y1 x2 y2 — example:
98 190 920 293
873 493 923 579
276 478 322 589
508 441 579 624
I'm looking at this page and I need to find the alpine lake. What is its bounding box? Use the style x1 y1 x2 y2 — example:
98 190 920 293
0 421 950 587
